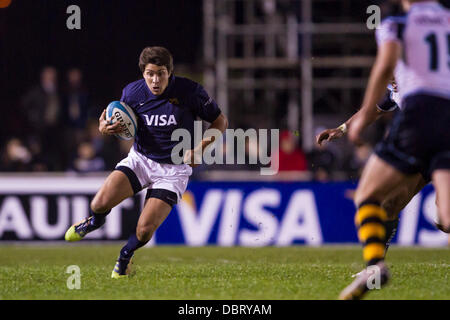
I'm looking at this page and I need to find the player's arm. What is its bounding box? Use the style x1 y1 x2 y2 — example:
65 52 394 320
199 113 228 149
316 109 378 146
348 41 401 144
183 84 228 167
184 113 228 167
316 89 396 146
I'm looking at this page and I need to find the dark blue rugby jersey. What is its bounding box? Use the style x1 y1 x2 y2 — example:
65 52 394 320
120 75 221 164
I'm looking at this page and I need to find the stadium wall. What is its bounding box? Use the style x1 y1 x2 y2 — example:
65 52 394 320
0 176 447 246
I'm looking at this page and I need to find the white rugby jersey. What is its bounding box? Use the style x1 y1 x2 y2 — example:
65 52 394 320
376 1 450 107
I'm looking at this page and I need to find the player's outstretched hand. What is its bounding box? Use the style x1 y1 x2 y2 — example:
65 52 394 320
98 109 124 135
316 128 345 146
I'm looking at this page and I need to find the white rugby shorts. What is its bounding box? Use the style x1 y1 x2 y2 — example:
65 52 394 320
115 146 192 203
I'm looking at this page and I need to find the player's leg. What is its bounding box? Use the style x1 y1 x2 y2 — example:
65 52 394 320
432 169 450 233
65 170 134 241
353 155 413 266
123 194 174 256
381 174 428 254
339 155 415 300
90 170 135 221
349 174 426 278
112 189 177 278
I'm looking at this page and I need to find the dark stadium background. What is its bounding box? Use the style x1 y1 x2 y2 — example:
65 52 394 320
0 0 203 139
1 0 450 173
2 0 449 124
0 0 384 111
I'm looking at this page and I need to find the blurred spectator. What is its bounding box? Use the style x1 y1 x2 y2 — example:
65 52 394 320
0 138 32 171
87 118 127 170
22 66 61 134
70 141 105 173
62 68 89 132
380 0 403 18
21 66 64 170
275 130 308 172
27 137 50 172
308 143 336 182
85 118 105 156
61 68 90 168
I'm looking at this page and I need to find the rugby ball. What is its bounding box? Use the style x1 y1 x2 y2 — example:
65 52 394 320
105 101 138 140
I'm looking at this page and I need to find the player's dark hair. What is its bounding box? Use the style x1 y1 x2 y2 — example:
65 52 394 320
139 46 173 74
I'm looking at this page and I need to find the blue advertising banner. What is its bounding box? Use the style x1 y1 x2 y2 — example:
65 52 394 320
0 177 447 246
156 181 446 246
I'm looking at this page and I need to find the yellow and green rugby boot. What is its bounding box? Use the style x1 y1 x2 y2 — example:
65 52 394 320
111 257 134 279
65 216 100 242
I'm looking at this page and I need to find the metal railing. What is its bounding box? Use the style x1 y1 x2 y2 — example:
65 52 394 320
203 0 376 151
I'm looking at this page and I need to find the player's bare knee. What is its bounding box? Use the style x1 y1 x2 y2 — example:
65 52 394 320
136 224 156 242
90 196 111 213
136 231 152 243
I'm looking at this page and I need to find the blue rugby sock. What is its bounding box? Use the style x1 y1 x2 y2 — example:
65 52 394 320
120 234 149 259
90 209 111 227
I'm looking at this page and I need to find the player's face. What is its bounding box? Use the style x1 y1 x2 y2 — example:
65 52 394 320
143 64 170 95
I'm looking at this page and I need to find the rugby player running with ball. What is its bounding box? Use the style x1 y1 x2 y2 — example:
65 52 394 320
65 46 228 278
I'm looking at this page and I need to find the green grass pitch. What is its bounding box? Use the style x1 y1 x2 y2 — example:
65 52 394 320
0 245 448 300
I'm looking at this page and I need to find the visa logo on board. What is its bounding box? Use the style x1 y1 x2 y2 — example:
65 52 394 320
176 189 323 246
169 188 446 247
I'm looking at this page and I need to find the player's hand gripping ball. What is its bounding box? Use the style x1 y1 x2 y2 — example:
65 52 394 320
105 101 138 140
